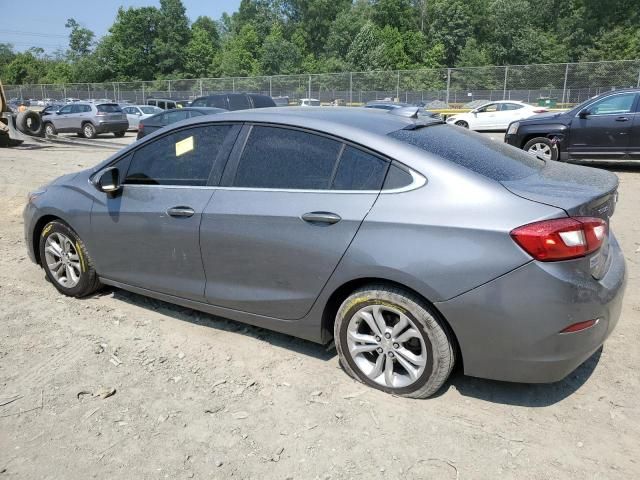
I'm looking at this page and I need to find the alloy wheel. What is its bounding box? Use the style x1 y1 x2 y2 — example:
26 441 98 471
346 304 428 389
527 142 553 160
44 232 81 288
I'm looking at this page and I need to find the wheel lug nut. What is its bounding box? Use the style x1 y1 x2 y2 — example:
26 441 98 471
393 343 399 349
375 336 381 342
384 333 391 339
388 352 394 358
376 347 383 354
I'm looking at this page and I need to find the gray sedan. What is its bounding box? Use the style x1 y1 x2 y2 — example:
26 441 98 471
23 107 626 398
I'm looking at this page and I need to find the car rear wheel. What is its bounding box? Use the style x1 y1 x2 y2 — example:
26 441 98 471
113 131 126 138
44 122 57 136
524 137 558 161
82 123 97 139
455 120 469 128
39 220 101 297
335 285 455 399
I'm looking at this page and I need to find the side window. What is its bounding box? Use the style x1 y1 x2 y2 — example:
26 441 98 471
191 98 206 107
331 146 389 190
501 103 523 111
83 105 92 112
71 104 82 114
125 125 232 186
158 101 166 110
189 110 205 117
383 163 414 190
166 110 189 123
158 113 168 125
233 126 342 189
207 96 227 109
228 95 251 110
477 103 498 113
589 93 636 115
59 105 73 114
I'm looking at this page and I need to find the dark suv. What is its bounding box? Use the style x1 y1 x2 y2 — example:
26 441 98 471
190 93 276 110
505 89 640 162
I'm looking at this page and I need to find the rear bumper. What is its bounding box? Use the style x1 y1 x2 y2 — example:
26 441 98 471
436 234 626 383
95 121 128 133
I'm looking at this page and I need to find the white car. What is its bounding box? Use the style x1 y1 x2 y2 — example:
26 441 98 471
446 100 547 131
300 98 321 106
121 105 163 131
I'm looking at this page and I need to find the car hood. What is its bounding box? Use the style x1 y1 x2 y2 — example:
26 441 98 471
518 111 569 124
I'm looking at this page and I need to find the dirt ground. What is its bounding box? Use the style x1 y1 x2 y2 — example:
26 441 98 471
1 133 639 480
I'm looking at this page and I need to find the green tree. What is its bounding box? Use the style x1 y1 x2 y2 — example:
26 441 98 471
155 0 191 76
260 24 302 75
65 18 95 60
3 52 46 84
370 0 415 31
218 24 261 76
184 22 220 78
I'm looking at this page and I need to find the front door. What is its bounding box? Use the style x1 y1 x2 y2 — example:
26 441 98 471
568 91 638 159
200 125 390 320
90 123 239 301
53 104 74 131
473 103 499 129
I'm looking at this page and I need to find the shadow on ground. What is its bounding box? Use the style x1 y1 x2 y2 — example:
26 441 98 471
88 285 603 407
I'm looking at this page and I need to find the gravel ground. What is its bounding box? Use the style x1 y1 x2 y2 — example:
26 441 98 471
1 133 639 479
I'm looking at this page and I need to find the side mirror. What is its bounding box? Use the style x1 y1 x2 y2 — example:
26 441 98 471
578 108 591 119
136 112 142 116
93 167 121 194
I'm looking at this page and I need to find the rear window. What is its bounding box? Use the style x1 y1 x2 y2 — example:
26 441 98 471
97 104 122 113
140 106 160 114
250 95 276 108
388 125 545 181
228 95 251 110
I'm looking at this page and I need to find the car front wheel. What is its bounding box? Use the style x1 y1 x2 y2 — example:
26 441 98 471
39 220 101 297
524 137 558 161
335 285 455 399
44 122 57 136
455 120 469 128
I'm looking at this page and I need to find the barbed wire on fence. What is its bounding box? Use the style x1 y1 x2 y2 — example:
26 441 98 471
5 60 640 108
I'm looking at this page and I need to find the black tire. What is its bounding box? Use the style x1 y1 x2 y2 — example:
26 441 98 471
523 136 559 161
82 122 97 139
43 122 57 136
113 131 126 138
334 285 455 399
38 220 101 298
455 120 469 128
16 110 43 136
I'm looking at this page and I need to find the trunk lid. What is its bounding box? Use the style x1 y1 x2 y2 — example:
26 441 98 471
501 161 618 280
500 161 618 222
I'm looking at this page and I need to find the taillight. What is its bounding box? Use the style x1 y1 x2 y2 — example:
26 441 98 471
138 123 143 131
510 217 607 261
533 108 548 113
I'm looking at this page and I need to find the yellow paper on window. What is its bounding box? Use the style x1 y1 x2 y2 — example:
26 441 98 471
175 136 194 157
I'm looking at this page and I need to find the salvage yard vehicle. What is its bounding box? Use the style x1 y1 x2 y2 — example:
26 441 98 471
121 105 163 131
190 93 276 110
505 88 640 161
446 100 548 131
24 107 626 398
136 106 227 139
41 102 128 138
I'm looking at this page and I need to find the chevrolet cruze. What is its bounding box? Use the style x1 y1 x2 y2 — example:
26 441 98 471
24 107 626 398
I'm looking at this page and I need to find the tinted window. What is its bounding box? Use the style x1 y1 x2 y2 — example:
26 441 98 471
234 126 341 189
166 110 189 123
389 125 544 181
58 105 73 114
228 94 251 110
97 104 122 113
250 95 276 108
125 125 231 186
332 146 389 190
207 96 227 109
83 105 92 112
500 103 523 111
383 163 414 189
589 93 636 115
191 98 207 107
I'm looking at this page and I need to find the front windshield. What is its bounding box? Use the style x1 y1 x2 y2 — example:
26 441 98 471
140 106 161 114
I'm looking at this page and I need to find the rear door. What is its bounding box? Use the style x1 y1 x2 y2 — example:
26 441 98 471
90 124 240 300
568 91 637 159
495 103 525 129
200 125 389 320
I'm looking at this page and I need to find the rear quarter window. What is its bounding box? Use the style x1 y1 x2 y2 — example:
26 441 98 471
389 125 545 181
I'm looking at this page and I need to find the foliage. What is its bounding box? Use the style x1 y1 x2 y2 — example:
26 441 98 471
1 0 639 85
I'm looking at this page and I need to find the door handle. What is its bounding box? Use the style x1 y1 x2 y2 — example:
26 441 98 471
167 206 195 218
302 212 341 225
615 116 629 122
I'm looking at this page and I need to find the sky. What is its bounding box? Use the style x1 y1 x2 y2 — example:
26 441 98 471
1 0 242 53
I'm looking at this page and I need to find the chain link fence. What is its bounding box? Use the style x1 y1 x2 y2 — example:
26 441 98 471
5 60 640 108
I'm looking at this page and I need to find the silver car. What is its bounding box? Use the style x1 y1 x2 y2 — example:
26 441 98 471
23 107 626 398
121 105 163 131
42 102 129 138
